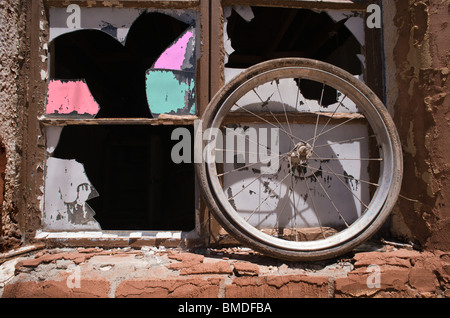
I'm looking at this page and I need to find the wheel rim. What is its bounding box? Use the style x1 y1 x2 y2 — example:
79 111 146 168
204 65 397 252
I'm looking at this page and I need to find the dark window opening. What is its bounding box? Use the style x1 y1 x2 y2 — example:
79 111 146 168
226 7 362 75
52 125 195 231
225 7 364 107
50 12 191 118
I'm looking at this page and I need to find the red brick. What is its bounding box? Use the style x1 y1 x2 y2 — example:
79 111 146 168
179 260 233 275
233 262 259 276
15 250 130 271
226 275 328 298
2 278 110 298
408 268 439 292
353 251 412 268
335 267 411 297
116 278 222 298
16 252 93 269
77 247 103 253
168 252 205 264
167 252 205 270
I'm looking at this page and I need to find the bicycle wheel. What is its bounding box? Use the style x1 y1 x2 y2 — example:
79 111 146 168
196 58 402 261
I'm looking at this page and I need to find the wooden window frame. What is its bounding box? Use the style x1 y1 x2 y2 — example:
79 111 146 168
207 0 384 245
23 0 383 249
26 0 211 248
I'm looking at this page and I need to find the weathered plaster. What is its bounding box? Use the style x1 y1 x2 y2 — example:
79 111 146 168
0 0 26 250
382 0 400 116
384 0 450 250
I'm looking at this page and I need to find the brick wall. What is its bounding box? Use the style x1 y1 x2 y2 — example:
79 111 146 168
1 247 449 298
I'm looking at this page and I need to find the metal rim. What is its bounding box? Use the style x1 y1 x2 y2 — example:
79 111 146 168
204 65 395 252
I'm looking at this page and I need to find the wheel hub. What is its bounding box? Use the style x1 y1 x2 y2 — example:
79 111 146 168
289 142 313 167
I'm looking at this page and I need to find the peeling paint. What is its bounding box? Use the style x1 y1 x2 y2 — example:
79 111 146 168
44 157 101 231
146 69 195 116
45 80 100 116
40 70 48 81
153 28 195 71
146 25 196 116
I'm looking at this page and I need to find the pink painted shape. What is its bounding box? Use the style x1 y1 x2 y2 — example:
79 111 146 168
46 80 100 116
153 31 193 71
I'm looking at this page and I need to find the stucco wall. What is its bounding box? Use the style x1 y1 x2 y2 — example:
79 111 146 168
383 0 450 250
0 0 448 253
0 0 26 251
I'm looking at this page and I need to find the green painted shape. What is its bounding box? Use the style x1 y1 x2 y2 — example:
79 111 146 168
146 69 196 116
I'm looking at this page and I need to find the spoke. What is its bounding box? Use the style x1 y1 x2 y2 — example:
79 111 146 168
314 150 370 211
311 83 325 149
306 164 380 187
314 135 376 149
245 172 291 222
216 148 267 156
233 102 307 144
315 94 348 142
275 80 295 147
296 78 313 112
306 115 362 145
270 164 306 241
217 153 289 177
226 172 265 201
294 79 301 112
222 122 278 158
252 88 296 146
289 171 300 241
267 183 292 236
309 157 383 161
312 113 321 148
309 169 350 228
302 168 326 239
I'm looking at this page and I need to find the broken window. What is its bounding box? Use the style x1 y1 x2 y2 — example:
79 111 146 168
47 8 197 118
205 3 379 244
39 1 383 246
43 5 199 232
224 6 365 82
45 125 195 231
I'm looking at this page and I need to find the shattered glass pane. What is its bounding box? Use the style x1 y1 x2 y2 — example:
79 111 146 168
44 157 101 231
146 26 197 116
43 8 198 231
46 80 100 117
47 9 197 118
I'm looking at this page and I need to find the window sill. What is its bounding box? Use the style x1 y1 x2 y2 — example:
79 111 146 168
35 230 203 249
39 114 199 126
